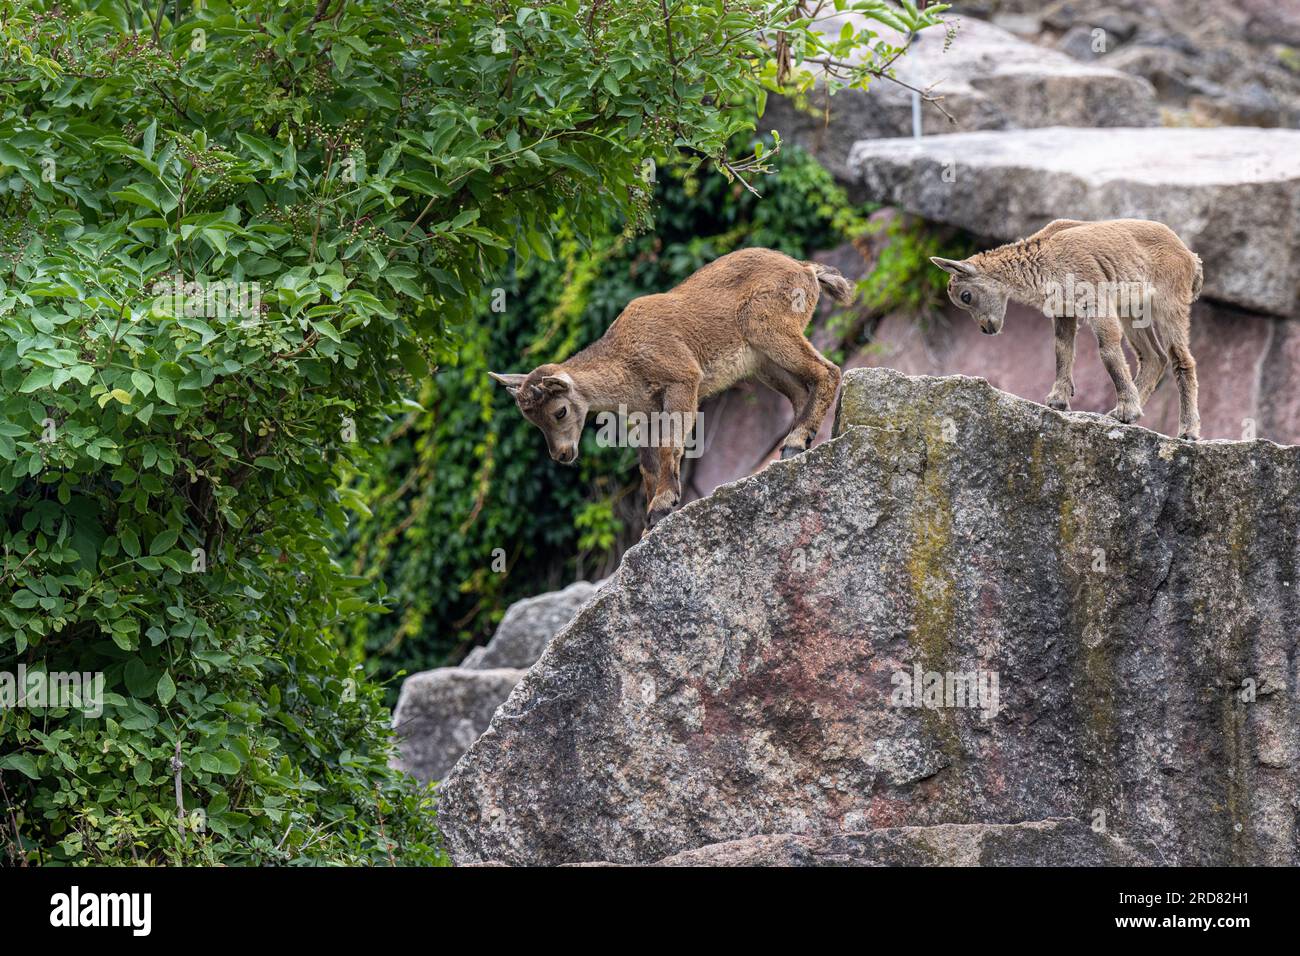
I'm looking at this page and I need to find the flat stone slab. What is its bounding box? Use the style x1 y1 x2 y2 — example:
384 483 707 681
765 15 1157 184
652 819 1149 867
848 126 1300 316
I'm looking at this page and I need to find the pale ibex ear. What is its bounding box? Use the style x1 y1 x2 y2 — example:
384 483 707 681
489 372 527 395
540 374 572 395
930 256 979 277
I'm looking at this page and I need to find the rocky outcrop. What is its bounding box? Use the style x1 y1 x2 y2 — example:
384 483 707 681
764 14 1157 185
652 820 1148 867
972 0 1300 129
439 368 1300 866
390 668 525 785
848 126 1300 316
462 580 600 670
392 580 601 784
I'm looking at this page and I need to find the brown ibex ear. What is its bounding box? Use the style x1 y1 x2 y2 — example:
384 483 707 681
539 374 571 395
930 256 979 277
489 372 527 395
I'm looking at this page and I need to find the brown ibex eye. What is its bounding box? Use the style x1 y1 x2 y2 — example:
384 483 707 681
960 290 973 304
554 407 567 420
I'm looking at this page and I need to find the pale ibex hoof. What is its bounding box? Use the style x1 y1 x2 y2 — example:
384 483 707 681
1107 403 1141 425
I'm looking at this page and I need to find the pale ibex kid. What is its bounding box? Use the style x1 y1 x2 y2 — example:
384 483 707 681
932 218 1202 439
492 247 853 527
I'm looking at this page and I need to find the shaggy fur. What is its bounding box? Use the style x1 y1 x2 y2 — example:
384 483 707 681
492 247 851 527
932 218 1203 439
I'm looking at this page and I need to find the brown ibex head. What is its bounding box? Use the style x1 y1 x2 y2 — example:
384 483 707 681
490 364 589 465
931 257 1010 335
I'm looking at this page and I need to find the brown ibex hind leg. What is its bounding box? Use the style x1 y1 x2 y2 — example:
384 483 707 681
754 335 840 459
757 358 811 454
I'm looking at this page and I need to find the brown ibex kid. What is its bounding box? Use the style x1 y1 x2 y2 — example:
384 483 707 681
932 218 1202 439
492 247 852 527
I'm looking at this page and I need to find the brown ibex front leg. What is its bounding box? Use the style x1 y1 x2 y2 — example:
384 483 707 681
637 445 660 511
646 380 698 529
637 445 660 537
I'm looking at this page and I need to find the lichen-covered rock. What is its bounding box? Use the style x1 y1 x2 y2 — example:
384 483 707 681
390 668 525 785
848 126 1300 316
652 819 1149 867
439 368 1300 866
764 15 1157 185
462 580 599 670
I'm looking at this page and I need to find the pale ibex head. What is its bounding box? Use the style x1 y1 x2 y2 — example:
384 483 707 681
490 365 588 465
931 257 1009 336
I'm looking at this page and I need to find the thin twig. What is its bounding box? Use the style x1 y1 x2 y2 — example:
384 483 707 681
0 774 26 866
171 739 186 847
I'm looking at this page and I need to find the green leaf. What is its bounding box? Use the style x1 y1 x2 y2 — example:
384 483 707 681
0 754 39 780
149 529 179 555
130 370 154 396
156 671 175 705
19 368 53 392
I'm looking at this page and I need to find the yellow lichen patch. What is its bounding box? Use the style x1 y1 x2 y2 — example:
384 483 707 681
1057 467 1120 811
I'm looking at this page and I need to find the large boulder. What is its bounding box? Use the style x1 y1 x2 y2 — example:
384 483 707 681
848 126 1300 316
764 15 1157 184
463 580 600 670
439 368 1300 866
390 668 525 785
392 579 601 783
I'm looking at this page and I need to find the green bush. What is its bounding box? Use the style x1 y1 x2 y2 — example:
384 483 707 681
0 0 947 867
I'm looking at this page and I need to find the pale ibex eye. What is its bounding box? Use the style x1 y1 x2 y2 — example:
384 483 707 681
554 407 567 421
960 290 973 305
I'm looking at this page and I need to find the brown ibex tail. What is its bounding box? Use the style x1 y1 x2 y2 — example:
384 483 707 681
1190 253 1203 302
808 262 855 305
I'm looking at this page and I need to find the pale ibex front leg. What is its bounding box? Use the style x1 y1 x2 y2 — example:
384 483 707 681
1095 313 1142 424
1045 314 1077 411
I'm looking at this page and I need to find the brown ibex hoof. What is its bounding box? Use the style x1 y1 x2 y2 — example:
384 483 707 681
779 443 809 460
646 505 674 529
1046 396 1070 412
